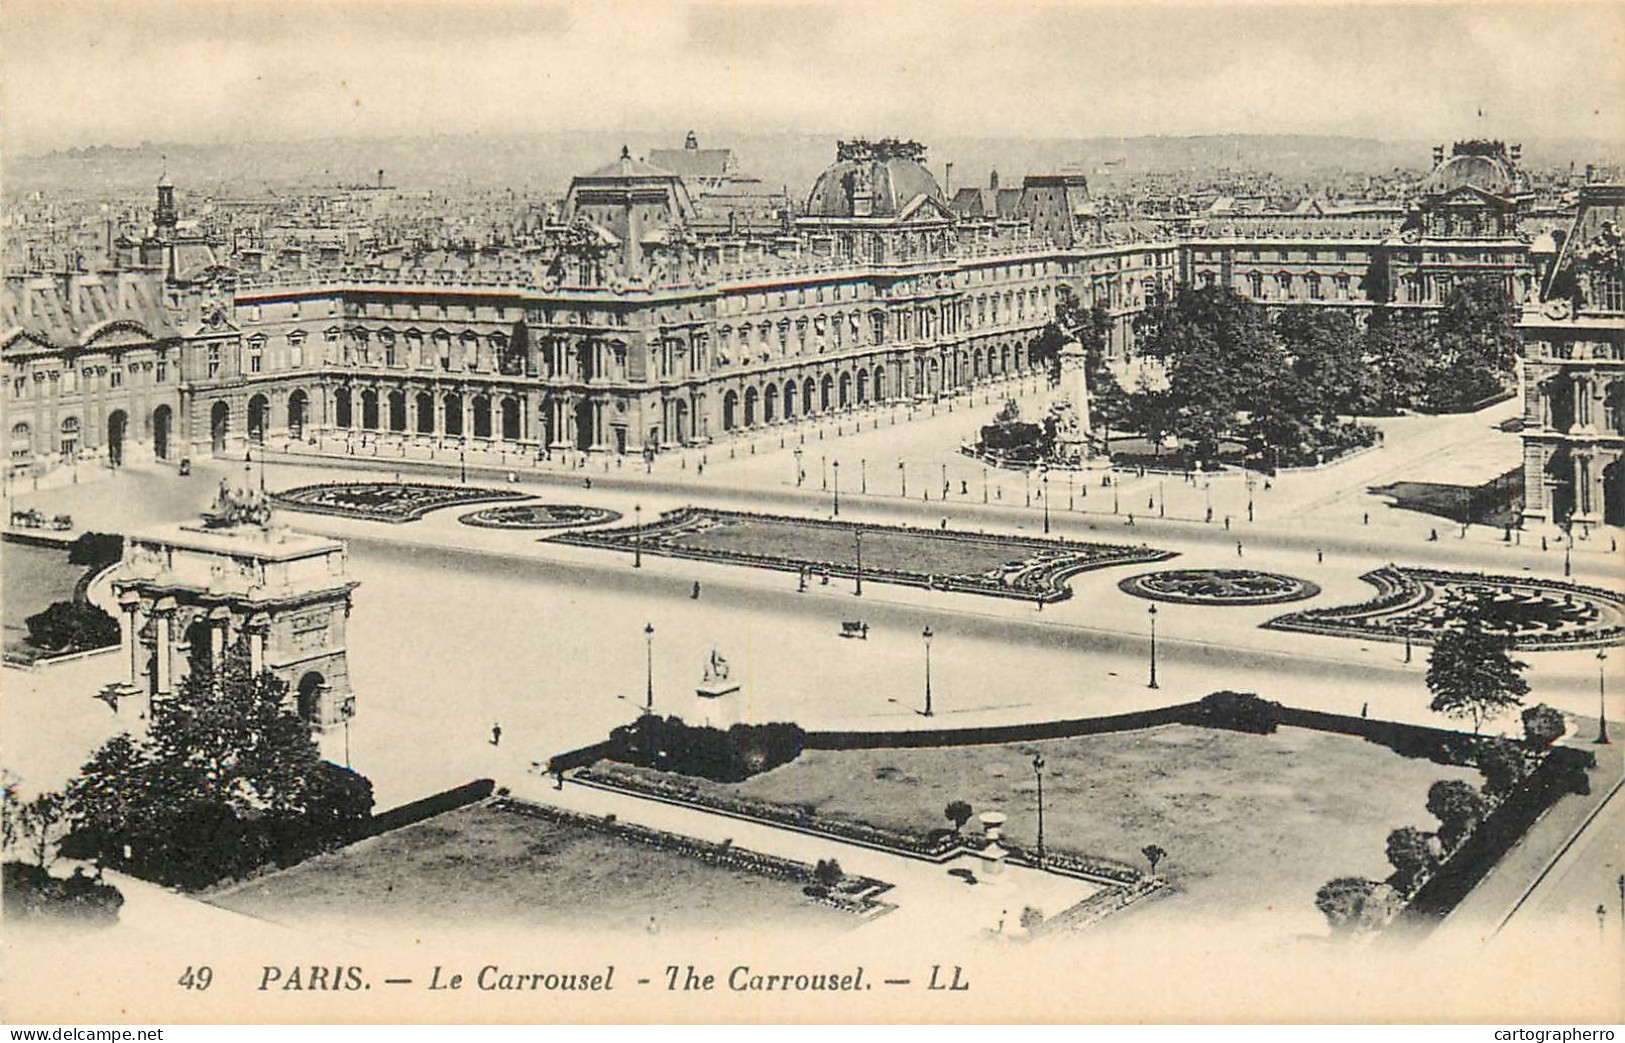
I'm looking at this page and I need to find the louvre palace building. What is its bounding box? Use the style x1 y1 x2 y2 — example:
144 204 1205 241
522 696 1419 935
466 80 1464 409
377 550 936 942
6 135 1616 526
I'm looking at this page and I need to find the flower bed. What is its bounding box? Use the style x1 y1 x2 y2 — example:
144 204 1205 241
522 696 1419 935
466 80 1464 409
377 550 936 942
1265 566 1625 650
577 762 963 859
271 482 528 523
552 506 1176 603
577 762 1145 885
458 503 621 530
492 798 892 916
1118 568 1321 606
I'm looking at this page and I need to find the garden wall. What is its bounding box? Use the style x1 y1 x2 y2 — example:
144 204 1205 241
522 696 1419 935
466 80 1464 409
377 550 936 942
364 778 495 838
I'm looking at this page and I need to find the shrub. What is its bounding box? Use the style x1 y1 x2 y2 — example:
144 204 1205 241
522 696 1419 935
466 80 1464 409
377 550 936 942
1426 780 1487 849
24 600 120 654
1 861 123 926
1185 691 1281 734
1315 877 1378 934
67 532 124 569
1385 827 1440 894
608 716 804 782
1477 742 1532 799
1521 704 1566 747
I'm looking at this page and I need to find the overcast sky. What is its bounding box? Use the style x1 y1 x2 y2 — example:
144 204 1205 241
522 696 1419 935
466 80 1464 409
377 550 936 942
3 0 1621 154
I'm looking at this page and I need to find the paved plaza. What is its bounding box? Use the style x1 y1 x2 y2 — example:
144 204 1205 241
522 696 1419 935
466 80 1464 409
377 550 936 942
4 396 1619 822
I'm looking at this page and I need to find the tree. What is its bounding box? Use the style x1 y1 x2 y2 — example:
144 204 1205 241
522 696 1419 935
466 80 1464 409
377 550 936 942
944 800 974 835
813 858 844 888
1426 779 1488 849
1315 877 1378 934
66 646 373 888
1019 905 1046 932
1426 616 1530 733
1521 704 1567 747
1385 827 1440 894
1274 307 1378 418
0 769 19 855
1141 843 1166 875
17 791 68 869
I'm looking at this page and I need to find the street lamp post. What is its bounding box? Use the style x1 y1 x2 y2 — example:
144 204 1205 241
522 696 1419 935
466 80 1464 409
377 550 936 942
644 622 655 713
792 447 802 487
860 458 867 495
633 504 643 568
941 463 948 501
1598 650 1611 745
833 460 841 516
854 528 863 597
1032 753 1046 868
921 626 934 717
983 466 989 504
1147 603 1160 689
1158 477 1165 518
1112 475 1120 515
459 448 467 484
821 454 828 490
1565 530 1574 577
899 461 907 498
1042 469 1050 534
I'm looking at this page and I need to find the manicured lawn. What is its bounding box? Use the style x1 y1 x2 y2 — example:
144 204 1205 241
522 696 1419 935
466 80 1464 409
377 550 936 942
556 508 1171 601
2 542 84 663
207 801 857 935
678 516 1055 576
671 725 1482 924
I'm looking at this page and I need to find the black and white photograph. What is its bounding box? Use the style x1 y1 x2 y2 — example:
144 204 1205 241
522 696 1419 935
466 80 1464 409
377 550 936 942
0 0 1621 1029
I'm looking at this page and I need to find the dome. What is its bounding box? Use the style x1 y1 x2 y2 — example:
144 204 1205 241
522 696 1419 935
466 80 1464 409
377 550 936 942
805 140 947 219
1423 147 1515 197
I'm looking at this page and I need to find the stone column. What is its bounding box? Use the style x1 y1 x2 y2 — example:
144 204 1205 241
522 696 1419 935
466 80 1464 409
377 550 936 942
118 591 141 688
153 599 175 695
246 614 269 675
208 607 230 669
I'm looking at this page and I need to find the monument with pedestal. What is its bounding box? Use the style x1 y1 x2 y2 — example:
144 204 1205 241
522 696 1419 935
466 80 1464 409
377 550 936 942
1049 338 1107 469
106 466 360 733
692 647 741 729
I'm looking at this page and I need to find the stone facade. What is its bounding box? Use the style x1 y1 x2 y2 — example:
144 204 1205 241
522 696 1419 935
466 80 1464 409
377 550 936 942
1518 183 1625 528
2 138 1574 480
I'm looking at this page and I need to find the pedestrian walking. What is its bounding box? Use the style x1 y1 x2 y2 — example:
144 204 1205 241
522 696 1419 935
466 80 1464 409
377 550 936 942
1542 536 1549 552
691 581 701 599
1236 540 1243 557
490 723 502 747
1316 548 1323 563
1429 528 1438 542
1360 702 1368 718
1224 516 1231 531
1363 512 1369 525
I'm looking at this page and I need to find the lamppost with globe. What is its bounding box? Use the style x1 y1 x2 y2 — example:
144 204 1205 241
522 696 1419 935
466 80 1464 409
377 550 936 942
1598 649 1611 745
921 626 934 717
643 622 655 713
1041 468 1050 534
1147 603 1160 689
832 460 840 516
633 504 643 568
1032 753 1047 868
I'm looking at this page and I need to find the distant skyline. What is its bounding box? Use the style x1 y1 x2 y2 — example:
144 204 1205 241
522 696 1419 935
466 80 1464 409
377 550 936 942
3 0 1622 156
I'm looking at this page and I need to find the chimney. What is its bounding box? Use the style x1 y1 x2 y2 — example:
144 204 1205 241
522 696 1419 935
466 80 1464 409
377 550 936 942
945 162 954 196
990 168 1000 192
1432 145 1445 167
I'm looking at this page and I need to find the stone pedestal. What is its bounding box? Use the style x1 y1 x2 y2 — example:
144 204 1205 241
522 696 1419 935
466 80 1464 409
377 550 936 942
694 681 741 730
